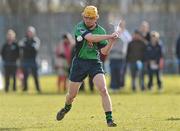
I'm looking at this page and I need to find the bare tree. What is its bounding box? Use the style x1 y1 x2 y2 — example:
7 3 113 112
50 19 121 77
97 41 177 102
6 0 38 14
164 0 170 12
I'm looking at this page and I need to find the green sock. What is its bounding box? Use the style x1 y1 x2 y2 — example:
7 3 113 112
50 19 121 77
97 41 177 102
105 111 113 123
64 103 72 112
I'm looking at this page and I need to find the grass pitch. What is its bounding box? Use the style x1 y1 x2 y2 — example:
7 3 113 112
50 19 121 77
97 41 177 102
0 75 180 131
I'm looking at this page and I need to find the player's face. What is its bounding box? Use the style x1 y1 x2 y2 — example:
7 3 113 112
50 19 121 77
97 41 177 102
83 16 97 28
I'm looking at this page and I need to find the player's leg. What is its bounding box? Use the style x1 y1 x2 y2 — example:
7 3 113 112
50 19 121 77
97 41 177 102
93 73 112 111
65 81 81 104
56 57 87 121
93 73 117 127
56 80 81 121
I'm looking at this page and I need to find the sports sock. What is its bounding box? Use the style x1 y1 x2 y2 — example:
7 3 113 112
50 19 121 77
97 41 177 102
64 103 72 112
105 111 113 123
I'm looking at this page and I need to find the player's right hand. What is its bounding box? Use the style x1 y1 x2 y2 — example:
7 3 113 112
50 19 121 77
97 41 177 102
111 31 121 39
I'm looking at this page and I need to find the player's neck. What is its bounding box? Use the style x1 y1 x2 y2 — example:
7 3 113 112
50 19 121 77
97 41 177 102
89 23 96 30
85 23 97 30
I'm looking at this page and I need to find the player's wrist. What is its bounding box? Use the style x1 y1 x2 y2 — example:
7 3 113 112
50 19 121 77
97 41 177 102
109 34 115 39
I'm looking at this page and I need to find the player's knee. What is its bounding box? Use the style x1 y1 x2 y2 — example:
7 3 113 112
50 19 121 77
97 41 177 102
99 87 108 96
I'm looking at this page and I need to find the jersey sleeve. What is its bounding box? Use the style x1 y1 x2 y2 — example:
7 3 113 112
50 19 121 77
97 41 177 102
74 23 90 42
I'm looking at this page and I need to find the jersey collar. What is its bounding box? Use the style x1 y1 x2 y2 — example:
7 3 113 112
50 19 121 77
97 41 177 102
83 22 98 31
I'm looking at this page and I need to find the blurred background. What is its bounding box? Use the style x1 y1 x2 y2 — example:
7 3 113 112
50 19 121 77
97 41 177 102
0 0 180 74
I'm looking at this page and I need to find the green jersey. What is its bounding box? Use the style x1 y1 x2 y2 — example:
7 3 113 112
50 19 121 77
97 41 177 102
74 21 108 60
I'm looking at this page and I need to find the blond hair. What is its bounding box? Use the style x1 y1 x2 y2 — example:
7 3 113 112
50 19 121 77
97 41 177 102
151 31 160 39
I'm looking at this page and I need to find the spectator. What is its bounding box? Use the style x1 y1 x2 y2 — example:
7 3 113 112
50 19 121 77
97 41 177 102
145 31 164 91
19 26 41 93
16 67 24 88
55 34 73 92
139 21 151 43
126 30 146 91
1 29 20 92
79 76 94 92
176 34 180 74
109 19 132 92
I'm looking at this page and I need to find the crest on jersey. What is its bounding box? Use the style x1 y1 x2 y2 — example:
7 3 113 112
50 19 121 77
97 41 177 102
77 36 83 42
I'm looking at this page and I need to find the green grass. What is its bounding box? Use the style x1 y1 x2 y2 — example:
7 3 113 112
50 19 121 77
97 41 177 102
0 75 180 131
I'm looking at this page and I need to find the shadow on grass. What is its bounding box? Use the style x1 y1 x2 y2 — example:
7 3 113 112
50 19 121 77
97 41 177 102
15 91 66 96
175 92 180 95
0 125 54 131
166 117 180 121
0 128 21 131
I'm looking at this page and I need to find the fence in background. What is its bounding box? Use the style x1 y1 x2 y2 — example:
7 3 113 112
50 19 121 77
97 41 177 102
0 12 179 73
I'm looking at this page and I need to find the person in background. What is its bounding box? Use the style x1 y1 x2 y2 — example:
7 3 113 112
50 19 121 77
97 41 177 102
139 21 151 43
126 30 146 92
79 76 94 92
55 34 73 93
19 26 41 93
16 67 24 88
1 29 20 92
145 31 164 91
176 34 180 74
139 21 152 85
109 19 132 92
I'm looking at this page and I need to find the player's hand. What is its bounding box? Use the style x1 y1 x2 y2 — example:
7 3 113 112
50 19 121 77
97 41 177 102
111 31 121 39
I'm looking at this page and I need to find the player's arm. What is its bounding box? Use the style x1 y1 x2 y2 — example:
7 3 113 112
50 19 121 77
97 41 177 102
101 38 117 55
84 33 117 43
